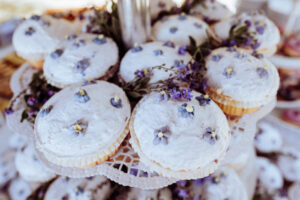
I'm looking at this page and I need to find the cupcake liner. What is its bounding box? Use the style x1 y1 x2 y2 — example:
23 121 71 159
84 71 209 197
9 63 39 96
35 136 177 189
45 63 120 88
5 93 35 138
206 88 275 116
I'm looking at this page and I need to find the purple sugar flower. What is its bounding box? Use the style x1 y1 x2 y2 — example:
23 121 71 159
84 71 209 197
27 97 38 106
244 20 252 27
50 49 64 59
256 67 268 78
256 26 265 35
196 94 211 106
153 49 163 56
203 127 218 145
177 180 187 187
177 189 189 198
24 27 35 36
170 26 178 34
171 88 181 99
178 103 194 119
153 126 171 145
251 42 261 50
157 91 169 102
163 40 175 48
244 36 252 46
178 45 188 55
181 89 193 101
4 108 13 115
211 54 223 62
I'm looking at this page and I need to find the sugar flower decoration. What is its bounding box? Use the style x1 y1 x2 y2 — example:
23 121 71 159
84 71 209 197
110 96 122 108
211 53 223 62
256 65 268 78
50 49 64 59
40 105 53 117
153 126 171 145
75 58 90 75
178 13 187 20
70 120 88 136
196 94 211 106
194 22 203 29
65 34 77 41
74 89 90 103
131 43 143 53
153 49 163 56
157 90 169 102
163 40 175 48
93 34 107 45
178 103 194 119
178 45 188 56
170 26 178 34
203 127 218 145
223 66 235 78
25 27 36 36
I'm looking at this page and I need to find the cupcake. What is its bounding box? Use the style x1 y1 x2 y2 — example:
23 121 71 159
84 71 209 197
281 109 300 127
129 91 230 179
34 81 131 168
213 11 280 57
283 33 300 57
45 176 111 200
125 188 172 200
119 41 192 83
277 147 300 182
150 0 176 20
9 63 38 95
0 149 17 187
288 183 300 200
256 157 283 193
15 144 56 182
204 47 280 116
152 14 212 46
254 122 283 153
201 167 248 200
12 15 81 69
43 33 119 88
8 178 32 200
190 0 233 23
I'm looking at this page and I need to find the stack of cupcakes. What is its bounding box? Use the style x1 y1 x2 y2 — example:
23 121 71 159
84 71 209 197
4 1 283 199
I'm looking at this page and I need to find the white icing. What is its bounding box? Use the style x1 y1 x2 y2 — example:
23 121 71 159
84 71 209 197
15 144 55 182
205 47 279 107
256 157 283 193
12 15 81 61
213 11 280 53
277 147 300 182
191 0 233 21
255 122 282 153
152 14 211 46
43 33 119 88
8 133 27 150
150 0 176 19
288 183 300 200
202 167 248 200
120 41 192 83
35 81 131 158
8 178 32 200
126 188 172 200
132 91 230 171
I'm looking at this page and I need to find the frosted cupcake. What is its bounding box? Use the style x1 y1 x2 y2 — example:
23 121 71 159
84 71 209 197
152 14 211 46
119 41 192 83
45 176 111 200
201 167 248 200
277 147 300 182
191 0 233 23
12 15 81 69
256 157 283 193
204 47 279 116
15 144 55 182
288 183 300 200
8 178 32 200
43 33 119 88
254 122 282 153
34 81 131 168
129 91 230 179
150 0 176 19
213 11 280 56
